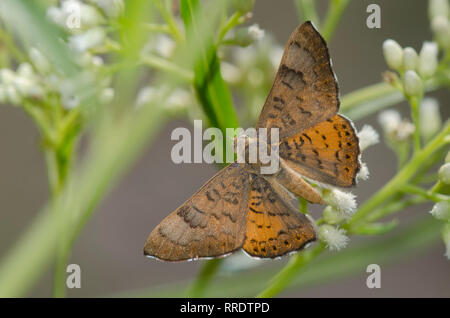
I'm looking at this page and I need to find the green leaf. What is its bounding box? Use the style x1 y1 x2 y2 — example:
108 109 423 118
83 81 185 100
180 0 239 132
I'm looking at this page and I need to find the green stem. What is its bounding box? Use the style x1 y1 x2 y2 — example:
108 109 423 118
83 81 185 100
217 11 244 44
321 0 351 42
187 258 223 297
294 0 320 27
140 54 194 82
347 122 450 230
154 0 184 43
408 95 422 153
341 82 396 112
365 196 426 223
257 244 325 298
400 184 448 202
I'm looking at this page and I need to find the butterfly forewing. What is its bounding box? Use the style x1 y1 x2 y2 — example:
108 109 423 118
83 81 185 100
257 21 339 140
144 163 250 261
243 175 316 258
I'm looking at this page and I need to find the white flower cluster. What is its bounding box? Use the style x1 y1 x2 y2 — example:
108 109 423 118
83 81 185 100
47 0 124 54
382 39 439 96
0 62 44 105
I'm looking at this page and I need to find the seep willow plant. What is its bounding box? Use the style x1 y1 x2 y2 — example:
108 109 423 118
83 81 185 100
0 0 448 298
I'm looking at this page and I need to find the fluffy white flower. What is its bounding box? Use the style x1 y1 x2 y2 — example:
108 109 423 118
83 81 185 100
323 188 357 219
420 97 441 140
403 70 423 96
357 125 379 151
318 225 349 251
418 42 439 78
383 39 403 71
356 162 370 182
248 24 265 41
378 109 415 141
439 163 450 184
430 201 450 221
378 110 401 133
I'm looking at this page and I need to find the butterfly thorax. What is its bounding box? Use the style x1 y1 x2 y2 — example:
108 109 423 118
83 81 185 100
233 135 280 175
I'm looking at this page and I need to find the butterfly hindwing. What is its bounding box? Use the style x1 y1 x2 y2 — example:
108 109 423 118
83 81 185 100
257 21 339 139
279 114 360 187
243 175 316 258
144 163 250 261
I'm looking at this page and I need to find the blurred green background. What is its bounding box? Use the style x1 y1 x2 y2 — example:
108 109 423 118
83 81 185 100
0 0 449 297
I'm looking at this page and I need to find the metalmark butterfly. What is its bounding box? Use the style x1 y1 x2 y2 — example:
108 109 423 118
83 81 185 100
144 22 360 261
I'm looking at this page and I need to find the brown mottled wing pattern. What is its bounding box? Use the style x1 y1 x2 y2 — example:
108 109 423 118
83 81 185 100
279 114 360 187
243 175 316 258
257 21 339 139
144 163 250 261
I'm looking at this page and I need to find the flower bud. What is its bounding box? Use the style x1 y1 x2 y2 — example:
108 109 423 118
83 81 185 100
419 97 441 140
383 39 403 71
29 48 51 74
430 201 450 221
431 16 450 49
322 206 346 225
429 0 449 20
439 163 450 184
403 47 418 71
403 70 423 96
232 24 265 47
418 42 438 78
318 225 349 251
